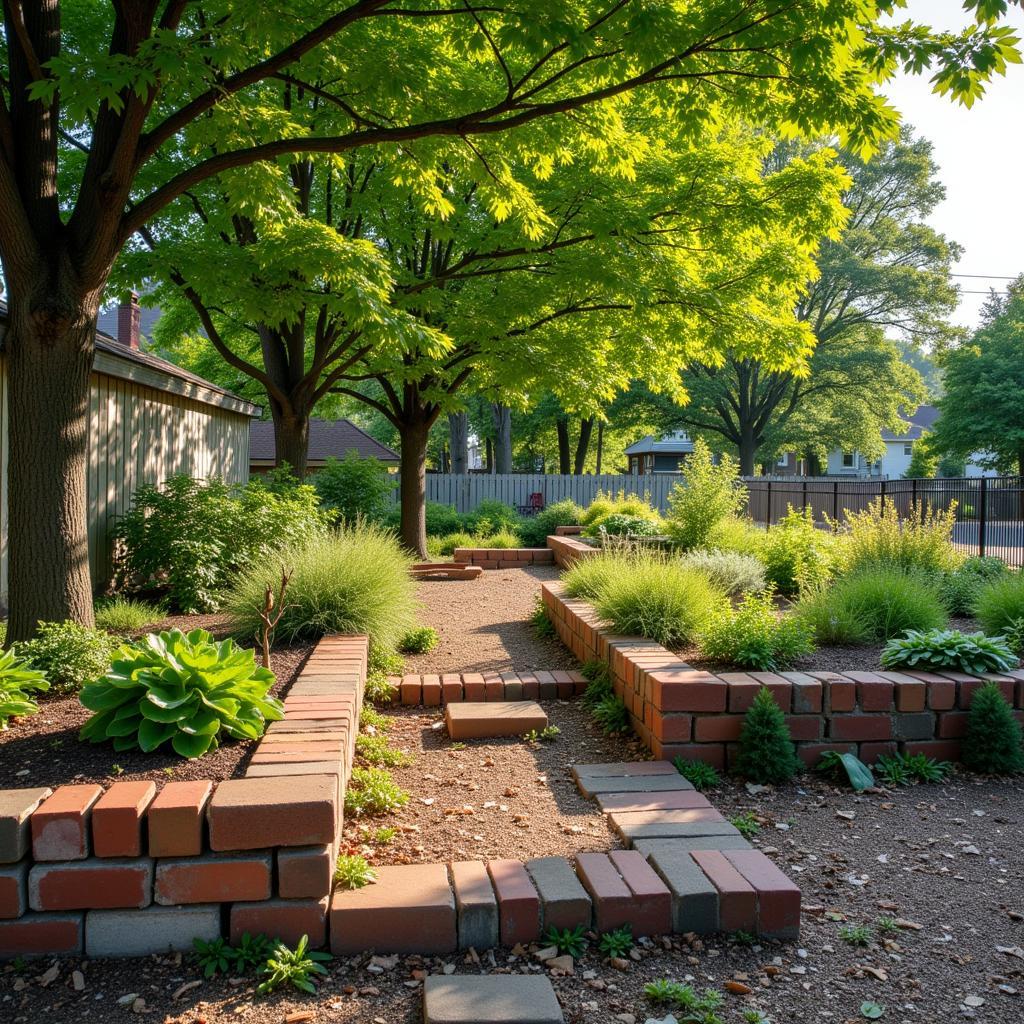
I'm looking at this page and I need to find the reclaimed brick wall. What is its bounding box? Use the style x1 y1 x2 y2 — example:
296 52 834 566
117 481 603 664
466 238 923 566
387 670 587 706
0 635 366 958
546 533 598 568
453 547 554 569
541 580 1024 769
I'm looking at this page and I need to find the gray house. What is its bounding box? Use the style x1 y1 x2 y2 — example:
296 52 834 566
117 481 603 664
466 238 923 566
624 430 695 474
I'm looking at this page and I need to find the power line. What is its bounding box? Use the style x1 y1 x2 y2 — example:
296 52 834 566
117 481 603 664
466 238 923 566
950 273 1018 280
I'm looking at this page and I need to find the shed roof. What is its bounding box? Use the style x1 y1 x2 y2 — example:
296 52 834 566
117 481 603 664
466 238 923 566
624 430 695 456
881 404 940 442
249 418 399 464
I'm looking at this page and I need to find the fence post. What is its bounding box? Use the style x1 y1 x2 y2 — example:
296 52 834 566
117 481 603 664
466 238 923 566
832 480 839 528
766 479 772 528
879 478 886 512
978 476 988 558
802 479 808 513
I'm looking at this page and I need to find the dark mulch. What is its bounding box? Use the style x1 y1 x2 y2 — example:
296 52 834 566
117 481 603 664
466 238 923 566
0 625 312 790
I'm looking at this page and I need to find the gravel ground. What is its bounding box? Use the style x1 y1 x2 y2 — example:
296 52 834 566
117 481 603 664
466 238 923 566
401 566 576 674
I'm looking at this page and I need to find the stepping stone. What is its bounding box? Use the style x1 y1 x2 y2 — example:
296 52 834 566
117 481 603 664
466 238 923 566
574 775 694 798
645 849 719 934
525 856 592 931
423 975 564 1024
572 761 678 778
609 809 736 843
632 836 753 857
574 851 671 936
445 701 547 740
411 563 483 580
595 790 712 814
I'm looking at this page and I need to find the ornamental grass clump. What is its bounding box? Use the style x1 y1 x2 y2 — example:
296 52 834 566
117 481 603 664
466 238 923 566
78 628 282 757
881 629 1018 675
562 549 634 602
973 571 1024 639
961 682 1024 774
938 556 1009 616
697 590 815 671
732 687 798 784
679 549 767 596
227 524 418 650
593 558 723 647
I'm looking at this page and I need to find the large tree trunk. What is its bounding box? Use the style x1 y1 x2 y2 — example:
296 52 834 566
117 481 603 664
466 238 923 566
738 427 758 477
449 412 469 474
556 417 571 474
574 417 594 474
269 404 311 478
6 295 97 640
492 403 513 473
397 414 431 559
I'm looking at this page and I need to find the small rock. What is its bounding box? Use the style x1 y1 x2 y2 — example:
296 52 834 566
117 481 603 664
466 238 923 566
616 1015 637 1024
37 964 59 987
534 946 559 961
117 994 140 1006
547 954 574 975
963 996 985 1008
72 971 85 992
609 956 631 972
724 980 752 994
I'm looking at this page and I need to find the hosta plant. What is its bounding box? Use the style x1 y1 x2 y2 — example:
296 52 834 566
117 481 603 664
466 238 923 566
0 649 50 727
881 629 1018 675
79 629 283 758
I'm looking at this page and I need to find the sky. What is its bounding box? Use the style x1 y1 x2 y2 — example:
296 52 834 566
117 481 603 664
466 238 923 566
882 0 1024 330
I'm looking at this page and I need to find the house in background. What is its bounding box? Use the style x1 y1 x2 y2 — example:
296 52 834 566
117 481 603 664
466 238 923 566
825 404 939 479
0 295 259 604
625 430 695 474
249 418 399 476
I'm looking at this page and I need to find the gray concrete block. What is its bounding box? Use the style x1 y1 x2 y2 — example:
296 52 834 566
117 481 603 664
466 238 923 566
525 856 591 931
574 775 693 798
85 904 221 956
632 836 753 857
893 712 936 741
646 850 719 934
613 818 741 842
450 861 499 950
0 788 52 864
424 975 564 1024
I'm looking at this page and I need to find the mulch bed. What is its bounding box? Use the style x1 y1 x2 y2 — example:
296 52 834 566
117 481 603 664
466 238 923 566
0 622 312 790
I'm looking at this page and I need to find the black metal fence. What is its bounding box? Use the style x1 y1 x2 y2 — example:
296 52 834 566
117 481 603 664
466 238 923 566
745 476 1024 569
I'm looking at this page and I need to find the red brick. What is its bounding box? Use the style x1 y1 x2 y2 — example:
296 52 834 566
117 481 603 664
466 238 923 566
829 715 892 741
518 673 540 701
91 781 156 859
652 742 725 769
748 673 792 711
648 670 727 712
461 673 486 701
937 711 970 739
31 784 103 861
785 716 822 742
231 896 328 947
784 673 823 714
693 716 741 743
723 850 800 939
958 676 1015 708
0 862 27 919
400 675 422 705
534 670 558 699
329 863 455 955
691 850 756 932
847 674 893 711
208 776 336 851
574 852 633 932
859 741 898 762
651 713 693 743
882 674 927 712
484 676 505 701
607 850 671 937
421 674 442 706
155 851 271 904
902 739 961 761
278 845 333 899
817 674 855 713
29 858 152 911
487 859 540 945
796 742 856 767
723 676 760 713
0 911 83 956
441 676 464 704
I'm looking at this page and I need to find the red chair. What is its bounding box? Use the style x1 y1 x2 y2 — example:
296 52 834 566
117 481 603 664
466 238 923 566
528 492 544 511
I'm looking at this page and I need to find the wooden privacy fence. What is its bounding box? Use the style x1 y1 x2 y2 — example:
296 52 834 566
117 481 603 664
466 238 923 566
396 473 686 513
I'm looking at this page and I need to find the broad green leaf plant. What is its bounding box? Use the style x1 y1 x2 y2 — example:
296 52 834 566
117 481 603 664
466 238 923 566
79 629 283 758
0 649 50 728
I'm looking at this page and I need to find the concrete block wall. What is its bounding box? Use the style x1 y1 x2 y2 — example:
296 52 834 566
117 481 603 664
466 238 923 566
0 635 367 958
540 579 1024 768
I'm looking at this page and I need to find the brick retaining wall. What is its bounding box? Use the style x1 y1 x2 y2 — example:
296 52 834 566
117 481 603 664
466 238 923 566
540 580 1024 769
0 635 366 958
453 547 554 569
546 533 598 568
387 670 587 705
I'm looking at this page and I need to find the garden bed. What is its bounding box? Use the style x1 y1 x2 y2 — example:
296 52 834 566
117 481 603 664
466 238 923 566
0 637 313 790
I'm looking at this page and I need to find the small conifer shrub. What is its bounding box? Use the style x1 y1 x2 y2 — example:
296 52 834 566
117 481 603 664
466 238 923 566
961 682 1024 774
732 687 798 784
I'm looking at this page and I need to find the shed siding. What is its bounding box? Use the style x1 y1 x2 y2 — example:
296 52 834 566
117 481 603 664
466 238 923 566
0 357 250 604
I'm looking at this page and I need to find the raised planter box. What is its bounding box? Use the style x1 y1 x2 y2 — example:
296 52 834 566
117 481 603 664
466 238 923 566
453 547 555 569
545 534 598 568
540 580 1024 769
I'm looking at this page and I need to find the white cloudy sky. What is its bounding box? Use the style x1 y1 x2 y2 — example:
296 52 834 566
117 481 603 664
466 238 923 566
882 0 1024 329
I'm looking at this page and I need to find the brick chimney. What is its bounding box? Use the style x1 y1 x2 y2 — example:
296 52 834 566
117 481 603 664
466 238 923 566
117 292 141 350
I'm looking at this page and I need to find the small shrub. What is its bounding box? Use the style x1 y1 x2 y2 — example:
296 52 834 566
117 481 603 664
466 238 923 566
580 661 614 708
399 626 438 655
588 513 662 539
836 497 960 576
470 528 522 549
597 926 633 958
729 811 760 838
344 766 410 815
680 549 767 596
760 506 835 595
707 516 765 557
974 572 1024 637
256 935 331 995
673 757 720 791
839 924 872 947
334 854 377 889
592 694 631 734
644 978 724 1018
17 621 118 694
463 499 521 537
797 567 947 645
368 646 404 676
364 670 398 705
78 629 282 758
875 751 953 786
0 649 49 728
593 558 723 647
876 916 899 935
227 525 418 649
518 499 582 547
543 924 587 957
581 490 659 531
733 688 797 785
423 502 467 537
193 936 233 977
356 732 410 767
939 556 1009 615
961 682 1024 774
697 590 815 671
530 596 556 639
428 531 477 558
228 932 273 973
94 597 164 635
524 725 560 742
816 750 874 791
881 629 1018 675
313 452 396 524
360 704 391 731
664 440 746 550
